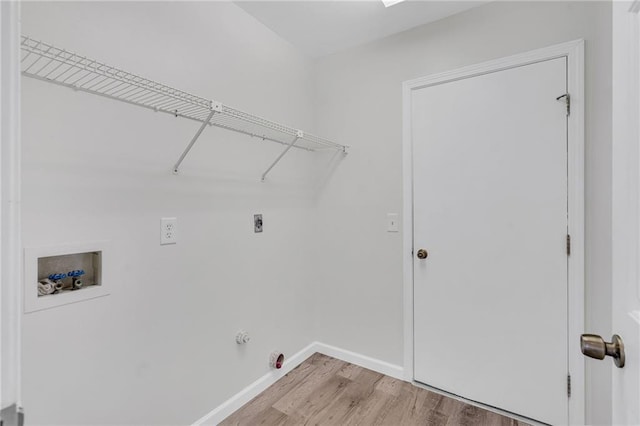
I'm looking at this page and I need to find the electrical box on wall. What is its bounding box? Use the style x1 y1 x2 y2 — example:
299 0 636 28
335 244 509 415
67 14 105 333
24 241 110 313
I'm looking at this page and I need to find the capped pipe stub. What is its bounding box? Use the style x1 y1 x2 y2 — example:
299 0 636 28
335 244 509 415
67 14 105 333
235 330 250 344
270 351 284 369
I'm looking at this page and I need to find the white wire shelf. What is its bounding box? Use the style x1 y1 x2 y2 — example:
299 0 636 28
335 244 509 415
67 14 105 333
20 35 347 179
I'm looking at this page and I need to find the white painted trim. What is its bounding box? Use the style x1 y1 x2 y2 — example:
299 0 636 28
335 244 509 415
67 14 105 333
193 339 548 426
192 341 405 425
611 2 640 425
313 342 404 380
403 40 584 92
566 39 586 426
402 39 586 425
1 2 4 408
192 342 318 426
0 0 22 412
402 64 414 384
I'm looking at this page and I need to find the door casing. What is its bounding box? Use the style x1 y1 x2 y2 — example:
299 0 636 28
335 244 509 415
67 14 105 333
402 40 585 425
1 0 23 415
612 1 640 424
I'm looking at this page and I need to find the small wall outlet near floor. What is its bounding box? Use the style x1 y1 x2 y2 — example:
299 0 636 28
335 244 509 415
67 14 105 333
161 217 177 245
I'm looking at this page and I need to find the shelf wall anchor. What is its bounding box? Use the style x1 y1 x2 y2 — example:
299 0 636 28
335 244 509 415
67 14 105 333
173 109 217 174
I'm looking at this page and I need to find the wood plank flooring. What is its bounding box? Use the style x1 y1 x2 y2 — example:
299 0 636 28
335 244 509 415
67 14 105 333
220 353 530 426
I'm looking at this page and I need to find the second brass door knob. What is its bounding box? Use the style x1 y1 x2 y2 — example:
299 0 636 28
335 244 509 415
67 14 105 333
581 334 625 368
416 249 428 259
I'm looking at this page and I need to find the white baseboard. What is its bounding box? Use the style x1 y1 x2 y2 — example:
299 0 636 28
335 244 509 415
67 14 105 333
312 342 404 381
191 342 317 426
191 341 405 425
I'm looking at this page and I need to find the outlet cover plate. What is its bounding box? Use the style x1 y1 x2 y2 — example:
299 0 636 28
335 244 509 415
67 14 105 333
161 217 177 245
387 213 399 232
254 214 263 233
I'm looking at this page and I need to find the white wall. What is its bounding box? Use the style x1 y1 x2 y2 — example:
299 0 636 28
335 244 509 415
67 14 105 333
20 1 615 424
312 2 613 424
20 2 320 424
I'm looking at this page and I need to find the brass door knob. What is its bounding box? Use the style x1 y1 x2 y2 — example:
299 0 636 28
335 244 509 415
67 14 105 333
581 334 625 368
416 249 428 259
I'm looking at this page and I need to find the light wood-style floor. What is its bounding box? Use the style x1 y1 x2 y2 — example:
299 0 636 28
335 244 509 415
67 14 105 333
220 353 530 426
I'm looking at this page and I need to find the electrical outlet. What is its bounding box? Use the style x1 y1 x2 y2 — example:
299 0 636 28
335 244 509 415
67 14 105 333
161 217 177 245
254 214 263 233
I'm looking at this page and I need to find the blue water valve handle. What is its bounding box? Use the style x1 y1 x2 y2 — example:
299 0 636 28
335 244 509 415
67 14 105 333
48 273 67 281
68 269 85 278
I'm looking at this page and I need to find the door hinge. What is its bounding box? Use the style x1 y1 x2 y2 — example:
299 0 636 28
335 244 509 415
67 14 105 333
566 234 571 256
556 93 570 116
567 374 572 397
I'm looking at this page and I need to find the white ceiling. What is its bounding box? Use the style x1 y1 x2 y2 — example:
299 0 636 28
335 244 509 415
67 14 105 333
235 1 486 58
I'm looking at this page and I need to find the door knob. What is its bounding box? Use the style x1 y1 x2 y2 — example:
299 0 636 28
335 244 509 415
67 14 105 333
580 334 625 368
416 249 428 259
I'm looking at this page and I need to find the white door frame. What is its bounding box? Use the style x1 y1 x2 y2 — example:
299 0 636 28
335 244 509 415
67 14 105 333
0 0 23 416
612 1 640 424
402 40 585 425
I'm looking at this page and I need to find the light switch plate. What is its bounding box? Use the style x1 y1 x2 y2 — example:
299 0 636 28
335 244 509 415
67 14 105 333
387 213 399 232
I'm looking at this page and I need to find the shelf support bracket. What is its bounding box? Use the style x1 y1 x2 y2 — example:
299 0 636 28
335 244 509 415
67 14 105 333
173 107 217 174
261 131 302 182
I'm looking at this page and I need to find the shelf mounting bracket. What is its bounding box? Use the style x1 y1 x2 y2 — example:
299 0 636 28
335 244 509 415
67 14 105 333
173 102 221 174
261 131 303 182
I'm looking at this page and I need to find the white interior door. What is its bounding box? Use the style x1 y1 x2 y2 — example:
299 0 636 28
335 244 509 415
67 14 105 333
611 2 640 424
412 57 568 425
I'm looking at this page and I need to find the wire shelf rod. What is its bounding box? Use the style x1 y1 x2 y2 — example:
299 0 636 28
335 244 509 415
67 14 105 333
131 90 166 105
42 53 69 78
205 122 314 152
72 71 103 88
151 96 190 111
23 54 46 73
107 83 137 97
20 34 347 176
114 85 145 99
23 44 208 107
20 41 40 63
34 48 66 75
77 73 103 89
93 79 121 93
102 81 129 95
176 104 204 115
85 78 114 92
60 59 91 82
